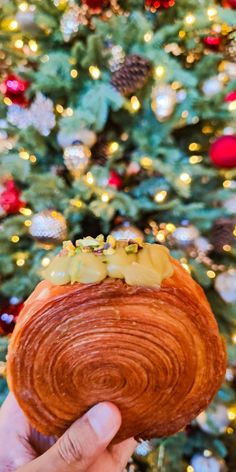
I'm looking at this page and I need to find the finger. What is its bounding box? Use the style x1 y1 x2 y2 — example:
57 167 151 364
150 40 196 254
110 438 137 469
18 402 121 472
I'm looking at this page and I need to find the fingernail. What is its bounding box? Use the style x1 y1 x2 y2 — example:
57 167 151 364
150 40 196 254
87 403 121 441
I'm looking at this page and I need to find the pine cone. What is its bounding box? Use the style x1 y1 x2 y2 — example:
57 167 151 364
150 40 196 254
91 138 109 165
211 218 234 254
111 54 151 96
224 29 236 63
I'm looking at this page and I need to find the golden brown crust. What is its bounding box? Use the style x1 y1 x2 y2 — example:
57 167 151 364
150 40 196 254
7 258 226 441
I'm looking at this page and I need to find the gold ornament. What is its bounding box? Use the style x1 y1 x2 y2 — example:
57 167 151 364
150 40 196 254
151 84 177 122
63 142 91 179
29 210 68 245
111 222 144 241
225 29 236 64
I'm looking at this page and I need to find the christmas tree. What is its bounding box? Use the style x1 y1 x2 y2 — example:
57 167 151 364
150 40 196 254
0 0 236 470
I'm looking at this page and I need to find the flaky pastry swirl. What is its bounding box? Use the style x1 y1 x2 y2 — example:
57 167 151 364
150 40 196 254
7 258 226 442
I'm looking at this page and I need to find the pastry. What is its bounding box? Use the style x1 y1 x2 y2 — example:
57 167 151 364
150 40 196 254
7 235 226 442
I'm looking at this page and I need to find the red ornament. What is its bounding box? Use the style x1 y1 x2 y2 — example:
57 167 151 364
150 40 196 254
222 0 236 8
0 297 24 335
108 171 123 190
203 34 222 49
210 135 236 168
0 180 25 215
224 90 236 102
145 0 175 10
82 0 108 11
1 73 29 106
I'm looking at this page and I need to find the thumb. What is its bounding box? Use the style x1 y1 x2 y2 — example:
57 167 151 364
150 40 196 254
19 403 121 472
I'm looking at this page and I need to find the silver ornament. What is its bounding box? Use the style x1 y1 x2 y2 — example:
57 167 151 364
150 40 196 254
215 270 236 303
29 209 68 245
111 223 144 241
135 440 153 457
16 8 36 32
195 236 212 254
60 3 86 42
224 61 236 80
63 143 91 179
224 195 236 214
202 76 224 97
108 45 126 72
7 105 31 129
173 225 200 246
191 454 226 472
30 93 56 136
151 84 177 122
196 404 229 435
57 128 97 149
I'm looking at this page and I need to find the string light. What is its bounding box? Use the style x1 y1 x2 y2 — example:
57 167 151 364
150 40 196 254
181 110 189 118
189 142 201 151
101 192 110 203
130 96 141 112
19 208 32 216
233 226 236 237
16 258 25 267
63 107 73 117
41 55 49 63
3 97 12 106
207 7 218 20
179 30 186 39
207 270 216 279
86 172 94 185
223 180 232 188
189 155 203 164
227 427 234 434
41 257 51 267
9 20 18 30
187 467 194 472
70 198 83 208
180 172 192 184
166 223 176 233
71 69 78 78
108 142 119 154
154 190 167 203
156 231 166 242
11 235 20 243
28 39 38 52
24 219 32 227
228 101 236 112
140 156 153 170
19 150 30 160
15 39 24 49
232 334 236 344
223 244 231 252
144 31 153 42
30 155 37 163
185 13 196 25
56 104 64 113
19 2 29 11
228 409 236 421
154 65 165 79
203 450 212 458
89 66 101 80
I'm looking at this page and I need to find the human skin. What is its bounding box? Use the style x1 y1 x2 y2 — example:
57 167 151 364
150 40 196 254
0 394 137 472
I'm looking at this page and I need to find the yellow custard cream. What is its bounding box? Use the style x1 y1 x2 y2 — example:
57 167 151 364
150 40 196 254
43 235 174 287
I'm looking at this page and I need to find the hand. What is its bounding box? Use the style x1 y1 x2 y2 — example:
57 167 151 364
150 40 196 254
0 394 137 472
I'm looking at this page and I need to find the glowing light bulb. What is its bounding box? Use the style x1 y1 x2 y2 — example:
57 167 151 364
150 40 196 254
180 173 192 184
11 235 20 243
28 40 38 52
130 96 141 112
185 13 195 25
101 193 110 203
108 142 119 154
15 39 24 49
71 69 78 78
207 270 216 279
144 31 153 42
207 7 218 20
19 2 28 11
9 20 18 30
154 65 165 79
89 66 101 80
154 190 167 203
41 257 51 267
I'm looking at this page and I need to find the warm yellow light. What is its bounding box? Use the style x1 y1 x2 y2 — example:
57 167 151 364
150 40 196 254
11 235 20 243
227 427 234 434
86 172 94 185
71 69 78 78
19 2 29 11
3 97 12 106
16 258 25 267
232 334 236 344
154 65 165 79
180 173 192 184
179 30 186 39
56 104 64 113
130 96 141 112
28 39 38 52
207 7 218 20
207 270 216 279
20 207 32 216
144 31 153 42
189 142 201 151
166 223 176 233
181 110 189 119
202 125 213 134
223 180 232 188
140 156 153 170
41 54 49 63
65 107 73 116
19 150 30 160
203 450 212 458
108 142 119 154
171 81 182 90
223 244 231 252
89 65 101 80
187 467 194 472
228 101 236 111
15 39 24 49
41 256 51 267
189 155 203 164
70 199 83 208
185 13 196 25
228 410 236 421
233 226 236 237
156 231 166 242
101 192 110 203
9 20 18 30
30 155 37 163
154 190 167 203
181 262 191 273
24 219 32 227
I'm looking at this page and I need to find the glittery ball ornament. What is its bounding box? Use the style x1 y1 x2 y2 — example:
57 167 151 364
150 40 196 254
191 454 226 472
145 0 175 10
224 29 236 63
111 222 144 241
210 135 236 168
202 75 224 97
60 3 87 42
29 210 68 245
151 84 177 122
196 404 229 435
0 180 25 216
215 270 236 304
225 90 236 102
204 34 222 49
1 74 29 106
108 171 123 190
63 142 91 179
173 224 199 247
